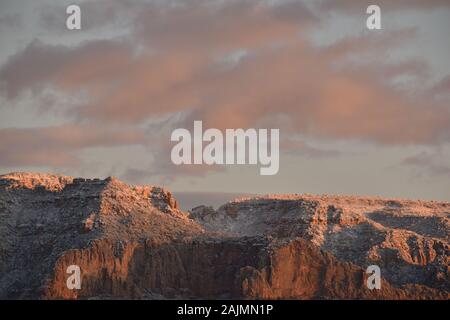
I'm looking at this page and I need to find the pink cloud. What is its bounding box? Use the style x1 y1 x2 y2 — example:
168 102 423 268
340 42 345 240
0 125 146 167
0 0 449 156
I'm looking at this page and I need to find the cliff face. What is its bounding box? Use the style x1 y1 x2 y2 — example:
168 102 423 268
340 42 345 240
191 195 449 296
0 173 448 299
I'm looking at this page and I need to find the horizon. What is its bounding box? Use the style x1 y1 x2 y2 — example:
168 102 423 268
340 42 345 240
1 171 449 212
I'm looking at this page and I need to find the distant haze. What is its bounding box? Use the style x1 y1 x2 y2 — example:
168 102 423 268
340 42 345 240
173 192 255 211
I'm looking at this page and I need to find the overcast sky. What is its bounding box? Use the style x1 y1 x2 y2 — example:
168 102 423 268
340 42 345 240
0 0 450 201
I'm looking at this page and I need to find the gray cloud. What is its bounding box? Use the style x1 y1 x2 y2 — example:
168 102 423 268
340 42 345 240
402 151 450 177
320 0 450 13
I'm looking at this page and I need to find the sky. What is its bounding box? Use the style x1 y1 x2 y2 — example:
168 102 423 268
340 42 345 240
0 0 450 202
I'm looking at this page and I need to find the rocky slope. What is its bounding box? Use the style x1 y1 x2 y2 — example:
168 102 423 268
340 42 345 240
0 173 448 299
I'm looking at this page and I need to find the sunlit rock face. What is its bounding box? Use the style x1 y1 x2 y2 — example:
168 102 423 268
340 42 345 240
0 173 448 299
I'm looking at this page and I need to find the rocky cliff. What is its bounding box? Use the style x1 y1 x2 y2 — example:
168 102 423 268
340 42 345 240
0 173 448 299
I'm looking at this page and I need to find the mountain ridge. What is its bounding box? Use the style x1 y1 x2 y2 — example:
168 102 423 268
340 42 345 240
0 172 448 299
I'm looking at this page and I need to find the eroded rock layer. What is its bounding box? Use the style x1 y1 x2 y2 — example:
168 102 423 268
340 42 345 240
0 173 448 299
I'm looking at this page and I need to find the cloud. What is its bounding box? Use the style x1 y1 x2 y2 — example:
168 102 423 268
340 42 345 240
38 0 134 32
0 125 145 167
320 0 450 13
402 151 450 177
281 138 342 158
0 39 133 100
0 13 22 29
431 75 450 99
132 0 317 50
0 0 449 178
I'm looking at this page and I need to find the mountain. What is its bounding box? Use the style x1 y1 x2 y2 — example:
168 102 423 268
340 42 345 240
0 172 448 299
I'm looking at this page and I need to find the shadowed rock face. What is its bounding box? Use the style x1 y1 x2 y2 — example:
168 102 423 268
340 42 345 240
0 173 448 299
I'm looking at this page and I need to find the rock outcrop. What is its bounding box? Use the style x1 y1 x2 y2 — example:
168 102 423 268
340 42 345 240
0 173 448 299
